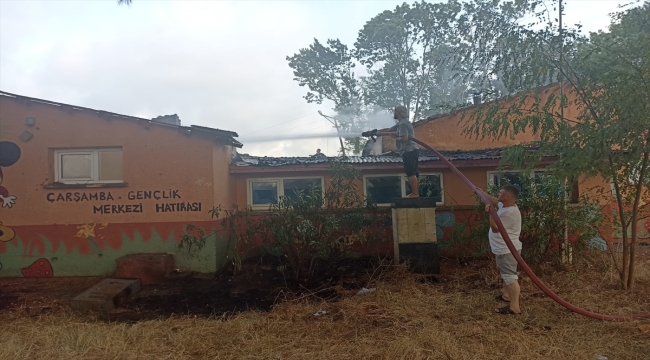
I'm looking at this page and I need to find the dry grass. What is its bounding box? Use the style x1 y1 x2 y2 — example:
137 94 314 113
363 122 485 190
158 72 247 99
1 252 649 360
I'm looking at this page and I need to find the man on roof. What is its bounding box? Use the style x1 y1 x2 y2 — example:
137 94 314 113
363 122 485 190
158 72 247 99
378 106 420 198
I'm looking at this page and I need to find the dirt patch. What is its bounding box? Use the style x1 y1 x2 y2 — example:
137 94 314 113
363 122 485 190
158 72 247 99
1 251 649 360
0 257 381 323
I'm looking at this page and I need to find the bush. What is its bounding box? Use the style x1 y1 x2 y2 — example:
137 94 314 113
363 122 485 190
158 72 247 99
259 160 382 285
474 174 601 264
181 160 385 287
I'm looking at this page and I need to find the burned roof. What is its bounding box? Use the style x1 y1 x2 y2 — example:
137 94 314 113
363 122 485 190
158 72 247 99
233 148 508 167
0 90 242 148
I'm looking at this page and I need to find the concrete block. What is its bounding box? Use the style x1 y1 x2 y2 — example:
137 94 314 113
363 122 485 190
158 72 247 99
70 278 141 312
398 243 440 274
115 253 174 285
392 197 438 208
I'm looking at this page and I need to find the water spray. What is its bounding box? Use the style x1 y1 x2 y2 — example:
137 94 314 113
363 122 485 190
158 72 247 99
240 132 363 144
318 111 346 156
358 130 650 321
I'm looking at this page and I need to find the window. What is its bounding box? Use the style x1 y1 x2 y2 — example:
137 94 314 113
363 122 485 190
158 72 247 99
55 148 123 184
365 173 444 206
488 170 560 197
366 176 402 205
488 171 524 189
248 177 324 208
408 175 443 202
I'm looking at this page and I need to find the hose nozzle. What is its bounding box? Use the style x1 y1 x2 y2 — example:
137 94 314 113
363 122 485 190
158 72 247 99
361 129 378 142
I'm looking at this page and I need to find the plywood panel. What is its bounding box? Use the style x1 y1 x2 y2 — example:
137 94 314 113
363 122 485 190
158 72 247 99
424 208 437 243
410 208 426 243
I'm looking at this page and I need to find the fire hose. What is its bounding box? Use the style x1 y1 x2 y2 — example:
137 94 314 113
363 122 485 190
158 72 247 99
361 129 649 321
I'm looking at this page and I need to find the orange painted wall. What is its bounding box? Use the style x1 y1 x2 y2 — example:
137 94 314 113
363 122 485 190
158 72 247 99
0 96 236 276
0 96 235 226
383 84 581 152
231 165 495 209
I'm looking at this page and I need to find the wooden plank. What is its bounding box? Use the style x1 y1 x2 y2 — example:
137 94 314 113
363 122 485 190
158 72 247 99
396 208 409 244
424 208 437 243
392 208 400 264
406 208 426 243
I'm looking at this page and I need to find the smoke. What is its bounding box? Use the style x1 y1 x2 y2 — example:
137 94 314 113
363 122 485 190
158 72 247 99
333 101 395 133
241 132 363 143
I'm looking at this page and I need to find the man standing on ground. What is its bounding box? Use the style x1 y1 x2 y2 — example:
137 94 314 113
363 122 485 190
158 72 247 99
477 185 523 315
379 105 420 198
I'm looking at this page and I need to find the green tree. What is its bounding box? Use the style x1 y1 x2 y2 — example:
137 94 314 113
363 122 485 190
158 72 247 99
464 1 650 289
287 0 542 132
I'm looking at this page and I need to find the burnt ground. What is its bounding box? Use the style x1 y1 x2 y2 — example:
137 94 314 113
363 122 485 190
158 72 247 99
2 246 647 324
0 257 385 323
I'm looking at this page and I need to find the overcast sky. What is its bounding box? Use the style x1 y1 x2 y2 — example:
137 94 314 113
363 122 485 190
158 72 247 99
0 0 631 157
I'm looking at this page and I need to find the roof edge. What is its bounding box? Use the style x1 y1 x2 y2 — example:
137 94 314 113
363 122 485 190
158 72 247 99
0 90 240 146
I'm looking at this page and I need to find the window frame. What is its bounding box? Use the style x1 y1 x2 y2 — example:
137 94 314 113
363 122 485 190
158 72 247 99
487 169 567 198
363 172 445 207
247 176 326 209
487 169 552 186
54 148 124 185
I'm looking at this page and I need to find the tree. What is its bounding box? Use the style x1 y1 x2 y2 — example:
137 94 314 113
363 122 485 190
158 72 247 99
463 1 650 289
286 39 364 154
287 0 543 138
355 1 463 120
117 0 131 5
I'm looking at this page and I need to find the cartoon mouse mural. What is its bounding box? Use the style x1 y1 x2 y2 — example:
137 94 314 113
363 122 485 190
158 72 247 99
0 141 21 209
0 141 21 245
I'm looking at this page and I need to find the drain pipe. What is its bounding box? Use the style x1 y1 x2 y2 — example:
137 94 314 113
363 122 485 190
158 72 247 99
409 137 650 321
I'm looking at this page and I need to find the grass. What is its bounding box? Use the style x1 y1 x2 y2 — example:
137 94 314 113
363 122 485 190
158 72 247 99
1 251 649 360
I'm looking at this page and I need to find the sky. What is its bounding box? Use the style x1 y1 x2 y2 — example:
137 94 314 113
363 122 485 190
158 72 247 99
0 0 632 157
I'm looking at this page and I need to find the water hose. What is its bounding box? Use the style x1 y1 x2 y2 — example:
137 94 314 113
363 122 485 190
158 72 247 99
408 137 650 322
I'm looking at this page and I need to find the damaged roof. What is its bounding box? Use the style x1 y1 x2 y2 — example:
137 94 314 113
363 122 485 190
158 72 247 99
0 90 242 148
234 148 509 167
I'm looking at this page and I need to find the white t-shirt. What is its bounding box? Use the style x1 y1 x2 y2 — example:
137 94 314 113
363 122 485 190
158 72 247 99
488 202 522 255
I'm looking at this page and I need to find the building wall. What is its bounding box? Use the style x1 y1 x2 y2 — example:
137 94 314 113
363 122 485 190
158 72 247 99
0 96 233 277
231 165 495 209
383 84 580 152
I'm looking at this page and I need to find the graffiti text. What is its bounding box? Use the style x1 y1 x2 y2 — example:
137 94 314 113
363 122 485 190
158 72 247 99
93 204 143 214
156 202 202 213
127 190 181 201
47 191 115 203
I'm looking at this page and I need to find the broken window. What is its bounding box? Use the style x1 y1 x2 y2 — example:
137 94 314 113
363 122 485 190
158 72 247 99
489 171 524 190
56 148 123 184
406 174 443 203
249 177 324 208
365 173 444 206
366 176 401 205
283 178 322 203
251 181 279 205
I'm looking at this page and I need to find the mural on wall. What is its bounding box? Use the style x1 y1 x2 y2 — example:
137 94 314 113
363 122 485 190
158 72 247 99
435 212 456 239
21 258 53 278
0 141 21 208
0 222 223 277
0 141 21 273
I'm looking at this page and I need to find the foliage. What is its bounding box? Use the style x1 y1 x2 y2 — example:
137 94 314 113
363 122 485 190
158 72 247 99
181 160 383 286
259 160 381 285
181 205 255 274
469 175 602 264
286 0 543 149
437 212 491 260
463 1 649 288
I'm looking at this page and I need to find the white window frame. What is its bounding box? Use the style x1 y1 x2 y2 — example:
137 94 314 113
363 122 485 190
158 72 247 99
487 169 551 186
247 176 325 209
487 169 567 199
54 148 123 184
363 173 445 207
